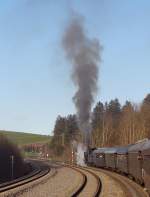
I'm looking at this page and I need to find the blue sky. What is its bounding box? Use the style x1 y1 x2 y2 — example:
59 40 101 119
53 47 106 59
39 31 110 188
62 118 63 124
0 0 150 135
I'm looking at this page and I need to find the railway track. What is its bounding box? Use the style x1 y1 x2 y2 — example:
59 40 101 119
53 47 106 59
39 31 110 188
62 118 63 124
63 162 148 197
64 164 101 197
2 159 147 197
86 166 149 197
0 160 50 194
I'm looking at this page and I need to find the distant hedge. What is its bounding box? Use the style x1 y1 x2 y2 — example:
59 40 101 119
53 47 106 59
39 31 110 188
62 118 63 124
0 134 28 183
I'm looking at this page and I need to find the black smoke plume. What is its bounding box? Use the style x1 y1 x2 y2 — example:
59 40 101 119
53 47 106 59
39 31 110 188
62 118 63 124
62 14 102 145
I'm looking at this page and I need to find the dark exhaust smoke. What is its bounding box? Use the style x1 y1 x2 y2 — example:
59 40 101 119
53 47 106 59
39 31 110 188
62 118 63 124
62 13 102 145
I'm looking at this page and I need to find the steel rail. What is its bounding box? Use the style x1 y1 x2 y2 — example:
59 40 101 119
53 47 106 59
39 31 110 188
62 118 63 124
87 166 148 197
70 166 87 197
81 167 101 197
0 160 50 193
64 164 101 197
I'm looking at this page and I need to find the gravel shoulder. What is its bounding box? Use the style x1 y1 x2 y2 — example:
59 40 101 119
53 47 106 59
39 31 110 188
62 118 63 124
15 166 83 197
2 161 146 197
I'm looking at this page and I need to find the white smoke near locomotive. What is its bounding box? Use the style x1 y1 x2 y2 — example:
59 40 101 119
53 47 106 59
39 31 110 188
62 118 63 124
75 143 87 166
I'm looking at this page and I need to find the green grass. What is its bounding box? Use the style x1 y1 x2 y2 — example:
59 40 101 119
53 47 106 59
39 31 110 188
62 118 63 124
0 130 51 146
23 151 40 157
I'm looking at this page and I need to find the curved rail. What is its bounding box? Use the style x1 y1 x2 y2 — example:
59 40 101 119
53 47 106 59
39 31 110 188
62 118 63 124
0 160 50 193
0 161 40 189
70 167 87 197
82 167 101 197
65 165 101 197
87 166 148 197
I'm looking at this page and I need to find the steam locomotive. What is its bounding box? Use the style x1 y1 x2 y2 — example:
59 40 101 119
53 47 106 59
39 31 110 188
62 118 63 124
84 139 150 194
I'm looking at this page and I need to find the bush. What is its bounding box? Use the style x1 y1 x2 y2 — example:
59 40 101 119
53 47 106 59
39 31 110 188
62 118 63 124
0 134 26 183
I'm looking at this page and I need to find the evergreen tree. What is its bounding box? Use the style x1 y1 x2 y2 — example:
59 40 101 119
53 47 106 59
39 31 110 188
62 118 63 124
92 102 104 130
107 99 121 145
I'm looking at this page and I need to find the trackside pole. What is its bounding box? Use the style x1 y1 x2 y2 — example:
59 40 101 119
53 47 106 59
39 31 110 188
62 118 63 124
72 149 74 165
10 155 14 180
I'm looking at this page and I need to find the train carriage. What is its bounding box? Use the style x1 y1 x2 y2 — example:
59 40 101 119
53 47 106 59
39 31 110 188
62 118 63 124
116 145 132 174
105 147 118 169
140 140 150 193
92 148 107 168
128 139 148 184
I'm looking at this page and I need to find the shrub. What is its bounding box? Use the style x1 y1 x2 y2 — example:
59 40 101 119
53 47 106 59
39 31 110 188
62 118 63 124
0 134 26 183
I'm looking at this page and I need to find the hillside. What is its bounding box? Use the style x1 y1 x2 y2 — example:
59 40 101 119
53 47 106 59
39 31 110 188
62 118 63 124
0 130 51 146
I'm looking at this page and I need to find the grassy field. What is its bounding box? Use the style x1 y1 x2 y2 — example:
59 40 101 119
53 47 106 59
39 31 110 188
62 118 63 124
0 130 51 146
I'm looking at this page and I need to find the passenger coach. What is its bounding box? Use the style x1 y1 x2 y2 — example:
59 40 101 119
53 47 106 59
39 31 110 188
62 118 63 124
92 148 107 167
105 147 119 169
116 145 132 174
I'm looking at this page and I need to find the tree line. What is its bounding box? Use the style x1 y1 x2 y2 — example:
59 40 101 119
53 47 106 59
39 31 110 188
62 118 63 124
49 114 80 156
92 94 150 147
51 94 150 155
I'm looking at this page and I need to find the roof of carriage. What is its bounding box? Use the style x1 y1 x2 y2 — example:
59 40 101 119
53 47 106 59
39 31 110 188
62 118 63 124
104 147 119 154
117 144 133 153
93 147 109 153
128 139 150 152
